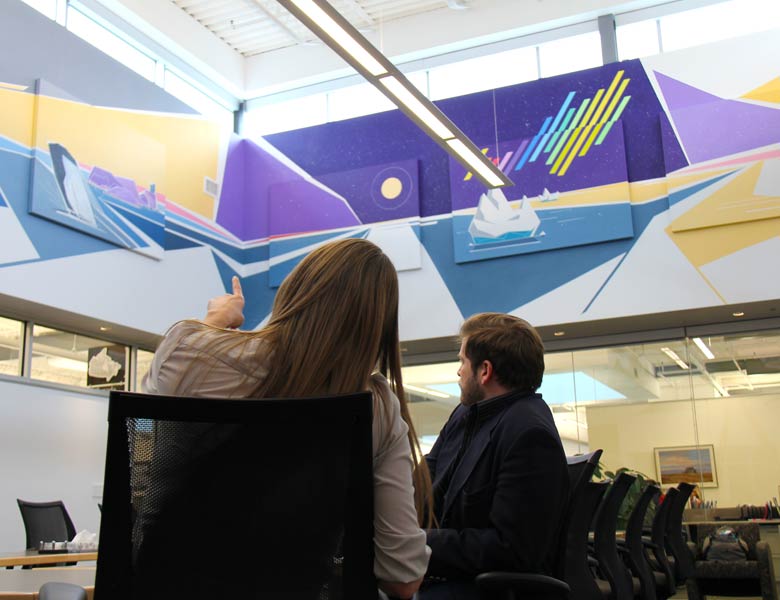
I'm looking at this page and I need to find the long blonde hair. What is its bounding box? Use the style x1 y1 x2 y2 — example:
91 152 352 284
188 238 433 526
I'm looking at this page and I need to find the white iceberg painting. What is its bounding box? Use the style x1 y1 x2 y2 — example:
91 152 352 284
468 188 541 245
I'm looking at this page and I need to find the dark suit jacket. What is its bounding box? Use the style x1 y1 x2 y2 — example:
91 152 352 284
425 391 569 581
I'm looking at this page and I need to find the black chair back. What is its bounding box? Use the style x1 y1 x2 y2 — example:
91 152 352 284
561 481 609 600
566 449 603 491
17 499 76 549
651 487 677 596
593 472 636 600
665 482 696 582
625 485 660 600
95 391 376 600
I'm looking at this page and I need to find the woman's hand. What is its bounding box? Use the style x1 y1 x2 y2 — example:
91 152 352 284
203 276 245 329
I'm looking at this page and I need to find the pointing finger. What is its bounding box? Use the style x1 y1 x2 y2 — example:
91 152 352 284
232 275 243 297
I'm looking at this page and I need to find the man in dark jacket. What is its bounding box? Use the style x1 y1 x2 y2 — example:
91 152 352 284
420 313 569 599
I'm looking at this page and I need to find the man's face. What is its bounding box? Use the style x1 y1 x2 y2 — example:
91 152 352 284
458 339 485 406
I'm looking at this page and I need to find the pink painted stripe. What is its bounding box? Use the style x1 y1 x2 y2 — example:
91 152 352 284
680 147 780 174
497 151 514 171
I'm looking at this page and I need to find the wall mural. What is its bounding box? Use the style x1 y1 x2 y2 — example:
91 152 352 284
0 32 778 340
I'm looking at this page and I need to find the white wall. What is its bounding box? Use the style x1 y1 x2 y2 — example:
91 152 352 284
0 377 107 553
586 393 780 507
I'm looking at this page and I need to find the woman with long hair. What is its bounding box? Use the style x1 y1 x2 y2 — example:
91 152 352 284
144 238 432 599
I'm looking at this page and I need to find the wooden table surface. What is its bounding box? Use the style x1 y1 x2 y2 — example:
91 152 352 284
0 567 94 600
0 551 97 569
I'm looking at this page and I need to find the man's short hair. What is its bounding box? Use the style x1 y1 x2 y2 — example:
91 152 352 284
460 312 545 393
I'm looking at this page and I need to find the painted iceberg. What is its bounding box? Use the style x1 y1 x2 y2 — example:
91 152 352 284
468 188 541 245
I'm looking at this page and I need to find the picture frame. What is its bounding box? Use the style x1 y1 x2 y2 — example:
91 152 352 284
654 445 718 488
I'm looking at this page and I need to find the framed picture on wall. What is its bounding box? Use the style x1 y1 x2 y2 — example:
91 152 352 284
654 445 718 488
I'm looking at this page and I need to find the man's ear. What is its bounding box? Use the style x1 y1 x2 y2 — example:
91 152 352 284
478 360 493 385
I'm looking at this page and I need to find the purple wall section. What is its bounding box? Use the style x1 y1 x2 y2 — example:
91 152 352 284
655 71 780 164
217 137 361 241
265 59 681 219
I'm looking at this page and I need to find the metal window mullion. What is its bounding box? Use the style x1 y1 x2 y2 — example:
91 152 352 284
22 321 34 378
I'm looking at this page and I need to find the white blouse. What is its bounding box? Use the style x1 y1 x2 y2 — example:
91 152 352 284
142 320 430 584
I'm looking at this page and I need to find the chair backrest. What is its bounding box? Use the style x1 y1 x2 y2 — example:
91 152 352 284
665 482 696 581
625 485 660 600
593 472 636 600
561 481 609 600
566 449 604 491
95 390 376 600
650 487 677 595
16 499 76 549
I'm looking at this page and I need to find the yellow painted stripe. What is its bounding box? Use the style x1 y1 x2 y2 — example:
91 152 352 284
463 148 490 181
600 78 631 124
578 122 605 157
551 89 604 174
585 70 624 127
558 123 595 176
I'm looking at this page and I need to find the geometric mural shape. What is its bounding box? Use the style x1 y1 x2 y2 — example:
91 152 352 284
450 121 634 264
740 76 780 104
755 157 780 196
669 162 780 232
655 71 780 164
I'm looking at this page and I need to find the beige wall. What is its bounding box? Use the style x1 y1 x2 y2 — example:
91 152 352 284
587 393 780 507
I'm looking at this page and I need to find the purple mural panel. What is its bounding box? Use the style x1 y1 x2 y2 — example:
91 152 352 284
316 159 420 224
655 71 780 164
217 137 358 241
216 136 248 239
450 121 629 211
268 180 361 237
659 112 689 174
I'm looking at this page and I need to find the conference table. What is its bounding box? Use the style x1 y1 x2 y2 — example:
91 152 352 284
0 551 97 569
0 567 95 599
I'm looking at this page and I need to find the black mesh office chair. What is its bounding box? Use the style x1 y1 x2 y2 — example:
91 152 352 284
16 499 77 550
94 390 376 600
622 484 660 600
592 472 638 600
647 487 678 598
474 450 605 600
665 482 696 584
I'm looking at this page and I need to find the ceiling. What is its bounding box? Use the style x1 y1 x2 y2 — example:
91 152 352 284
170 0 455 57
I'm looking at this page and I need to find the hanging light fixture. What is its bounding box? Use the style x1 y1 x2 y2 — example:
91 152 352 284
275 0 513 189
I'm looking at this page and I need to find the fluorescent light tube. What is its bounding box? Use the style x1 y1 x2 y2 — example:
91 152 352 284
446 138 505 188
378 76 454 139
692 337 715 360
661 346 689 370
404 384 451 399
288 0 387 76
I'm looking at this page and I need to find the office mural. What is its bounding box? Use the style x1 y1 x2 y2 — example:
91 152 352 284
0 30 778 340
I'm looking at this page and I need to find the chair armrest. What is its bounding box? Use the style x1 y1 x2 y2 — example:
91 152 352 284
39 582 87 600
476 572 570 600
640 537 658 550
587 555 600 568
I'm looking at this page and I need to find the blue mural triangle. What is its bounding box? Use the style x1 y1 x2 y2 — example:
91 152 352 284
421 198 668 318
108 203 166 246
668 171 735 207
165 230 201 251
210 251 276 330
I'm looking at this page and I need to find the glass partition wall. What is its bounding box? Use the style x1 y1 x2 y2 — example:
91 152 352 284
404 327 780 510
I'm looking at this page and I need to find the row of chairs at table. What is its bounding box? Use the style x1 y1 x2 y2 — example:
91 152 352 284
478 449 697 600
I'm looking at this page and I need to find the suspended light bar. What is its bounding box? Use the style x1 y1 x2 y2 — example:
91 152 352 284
403 384 451 399
692 337 715 360
275 0 514 189
661 347 689 370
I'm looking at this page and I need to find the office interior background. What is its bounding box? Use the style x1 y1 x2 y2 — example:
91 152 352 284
1 0 779 554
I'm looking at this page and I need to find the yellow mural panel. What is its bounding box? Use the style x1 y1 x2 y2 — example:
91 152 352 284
667 216 780 268
0 87 35 147
669 163 780 232
740 77 780 104
507 181 631 210
629 179 667 203
31 92 223 218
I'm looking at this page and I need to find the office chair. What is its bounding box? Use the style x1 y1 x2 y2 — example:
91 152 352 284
665 482 696 584
474 449 605 600
39 582 87 600
94 390 376 600
622 484 660 600
646 487 678 598
16 499 76 550
592 472 638 600
686 522 778 600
